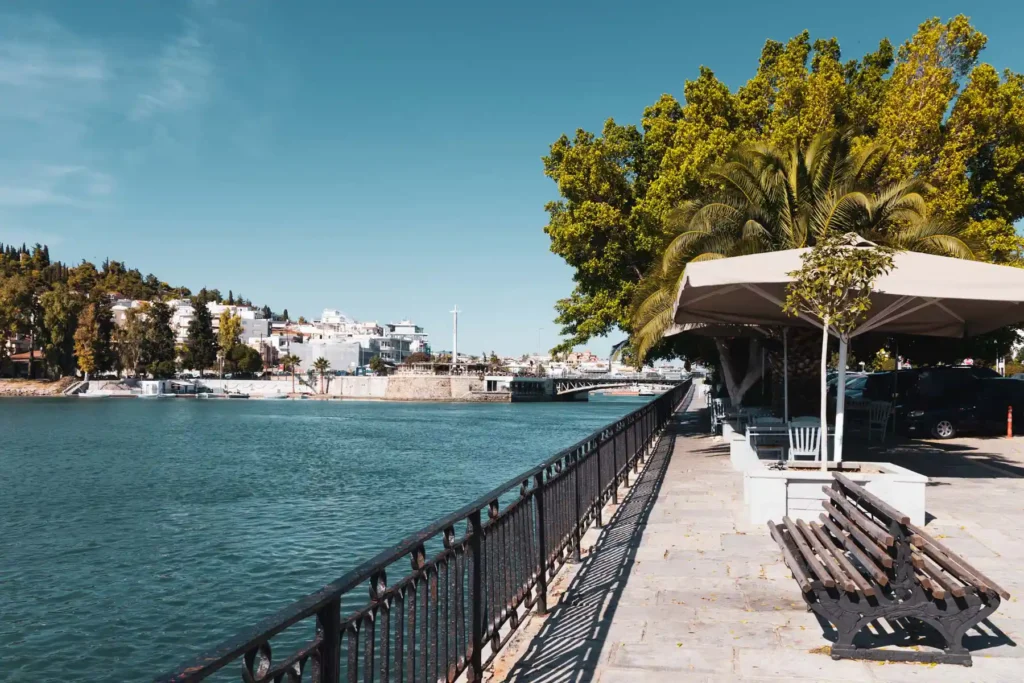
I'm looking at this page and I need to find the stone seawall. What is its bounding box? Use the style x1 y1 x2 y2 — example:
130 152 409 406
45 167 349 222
198 376 506 402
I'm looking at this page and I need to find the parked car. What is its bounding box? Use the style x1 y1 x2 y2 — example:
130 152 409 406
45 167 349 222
901 373 1020 439
862 366 1000 438
827 372 869 401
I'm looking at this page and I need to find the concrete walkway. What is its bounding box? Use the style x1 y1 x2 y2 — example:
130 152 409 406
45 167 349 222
497 392 1024 682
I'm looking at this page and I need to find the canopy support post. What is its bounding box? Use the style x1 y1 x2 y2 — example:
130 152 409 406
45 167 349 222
819 321 829 470
783 328 789 422
835 338 848 464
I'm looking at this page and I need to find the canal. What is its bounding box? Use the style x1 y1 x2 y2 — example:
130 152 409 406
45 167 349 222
0 395 653 682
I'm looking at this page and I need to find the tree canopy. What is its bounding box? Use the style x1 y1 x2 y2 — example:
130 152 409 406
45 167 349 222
544 16 1024 353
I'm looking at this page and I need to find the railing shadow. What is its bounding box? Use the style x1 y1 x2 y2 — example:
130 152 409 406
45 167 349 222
502 410 701 682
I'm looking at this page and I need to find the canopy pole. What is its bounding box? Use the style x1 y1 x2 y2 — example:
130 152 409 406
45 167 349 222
835 338 848 464
819 321 829 470
783 328 789 422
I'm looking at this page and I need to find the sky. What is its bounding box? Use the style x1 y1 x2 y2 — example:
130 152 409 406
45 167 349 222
2 1 1023 357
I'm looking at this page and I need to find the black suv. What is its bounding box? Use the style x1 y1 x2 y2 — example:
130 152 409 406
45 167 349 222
862 366 1001 438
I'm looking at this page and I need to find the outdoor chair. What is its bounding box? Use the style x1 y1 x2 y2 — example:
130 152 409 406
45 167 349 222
749 416 786 459
788 424 821 461
844 398 871 433
868 401 892 442
769 473 1009 666
710 397 731 435
790 416 821 426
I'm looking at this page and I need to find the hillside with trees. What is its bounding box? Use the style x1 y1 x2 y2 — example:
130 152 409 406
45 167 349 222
0 243 280 379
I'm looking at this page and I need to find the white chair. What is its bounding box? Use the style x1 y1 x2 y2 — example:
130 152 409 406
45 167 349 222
868 401 892 442
790 416 821 426
788 424 821 461
711 397 731 434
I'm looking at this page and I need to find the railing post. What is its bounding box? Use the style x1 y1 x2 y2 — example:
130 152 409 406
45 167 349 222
534 471 548 615
316 597 341 683
468 509 484 682
595 438 604 529
573 448 582 563
611 430 619 505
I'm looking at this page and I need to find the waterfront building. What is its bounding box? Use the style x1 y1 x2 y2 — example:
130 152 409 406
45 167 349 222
385 320 430 355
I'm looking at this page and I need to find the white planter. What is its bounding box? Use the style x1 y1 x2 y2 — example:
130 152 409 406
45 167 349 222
729 431 758 473
745 461 927 526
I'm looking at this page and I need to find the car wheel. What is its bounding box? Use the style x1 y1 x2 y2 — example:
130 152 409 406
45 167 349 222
932 420 956 439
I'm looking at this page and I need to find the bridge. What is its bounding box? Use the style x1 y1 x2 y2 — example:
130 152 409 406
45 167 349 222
508 375 686 401
554 377 683 398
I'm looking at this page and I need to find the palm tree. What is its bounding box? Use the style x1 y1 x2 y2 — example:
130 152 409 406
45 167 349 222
281 353 301 394
632 129 972 407
312 356 330 394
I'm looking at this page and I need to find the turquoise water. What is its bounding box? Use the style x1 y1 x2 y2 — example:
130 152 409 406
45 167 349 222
0 395 649 682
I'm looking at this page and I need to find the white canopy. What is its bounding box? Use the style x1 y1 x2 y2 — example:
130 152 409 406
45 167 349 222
673 245 1024 465
674 248 1024 338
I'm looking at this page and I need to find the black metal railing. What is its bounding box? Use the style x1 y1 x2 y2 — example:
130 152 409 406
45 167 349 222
159 380 691 683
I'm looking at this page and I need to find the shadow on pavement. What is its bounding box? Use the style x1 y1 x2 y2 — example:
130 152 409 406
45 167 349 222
502 409 703 683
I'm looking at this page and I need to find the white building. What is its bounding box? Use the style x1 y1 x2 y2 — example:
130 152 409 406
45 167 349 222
385 320 430 355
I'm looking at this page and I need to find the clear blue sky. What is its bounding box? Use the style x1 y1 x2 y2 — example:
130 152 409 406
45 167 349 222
2 1 1022 356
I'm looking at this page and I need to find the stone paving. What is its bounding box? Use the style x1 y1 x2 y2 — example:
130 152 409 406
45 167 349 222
496 391 1024 682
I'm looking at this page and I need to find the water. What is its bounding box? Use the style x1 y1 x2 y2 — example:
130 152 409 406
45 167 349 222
0 395 649 682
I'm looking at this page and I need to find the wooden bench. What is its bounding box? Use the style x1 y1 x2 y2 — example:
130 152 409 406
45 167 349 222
768 472 1009 666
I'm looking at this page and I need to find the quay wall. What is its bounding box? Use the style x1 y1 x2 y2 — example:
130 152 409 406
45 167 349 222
109 376 509 402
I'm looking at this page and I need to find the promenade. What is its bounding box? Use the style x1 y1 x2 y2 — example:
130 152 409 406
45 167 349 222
494 392 1024 682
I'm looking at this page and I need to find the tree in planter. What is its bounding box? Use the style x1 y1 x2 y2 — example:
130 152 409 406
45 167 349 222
783 233 895 467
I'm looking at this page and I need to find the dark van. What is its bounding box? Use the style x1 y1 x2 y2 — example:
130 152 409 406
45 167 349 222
862 366 1000 438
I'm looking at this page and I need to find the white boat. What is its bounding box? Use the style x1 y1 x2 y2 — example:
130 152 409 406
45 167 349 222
255 393 288 400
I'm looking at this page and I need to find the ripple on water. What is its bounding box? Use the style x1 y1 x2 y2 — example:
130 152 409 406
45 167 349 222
0 395 650 681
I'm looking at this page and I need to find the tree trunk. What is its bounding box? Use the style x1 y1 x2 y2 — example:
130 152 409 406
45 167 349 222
715 338 762 406
764 327 824 419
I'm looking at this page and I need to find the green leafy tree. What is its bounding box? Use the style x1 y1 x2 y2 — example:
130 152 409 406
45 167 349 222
403 351 431 365
312 356 331 393
0 274 35 365
73 303 100 379
783 234 895 466
631 129 968 409
218 309 243 355
113 307 147 377
368 356 387 375
546 16 1024 358
141 301 176 378
227 344 263 376
182 301 217 373
39 283 81 377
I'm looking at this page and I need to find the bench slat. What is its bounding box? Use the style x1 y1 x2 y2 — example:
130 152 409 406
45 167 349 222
818 512 890 586
797 518 857 593
808 521 877 596
907 522 1010 600
767 521 812 592
821 501 893 567
832 472 910 525
914 572 947 600
782 516 835 588
915 552 966 598
822 487 894 547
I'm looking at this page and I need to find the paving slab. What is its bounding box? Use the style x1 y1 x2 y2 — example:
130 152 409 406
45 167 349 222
493 390 1024 682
